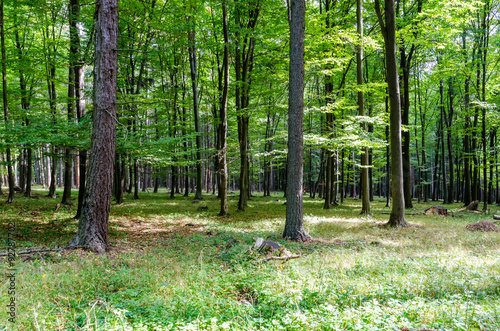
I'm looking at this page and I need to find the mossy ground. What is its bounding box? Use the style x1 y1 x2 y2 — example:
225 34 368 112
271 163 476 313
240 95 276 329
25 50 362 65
1 187 500 330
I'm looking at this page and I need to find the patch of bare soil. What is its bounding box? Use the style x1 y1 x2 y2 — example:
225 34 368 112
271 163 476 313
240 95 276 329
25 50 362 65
465 220 500 232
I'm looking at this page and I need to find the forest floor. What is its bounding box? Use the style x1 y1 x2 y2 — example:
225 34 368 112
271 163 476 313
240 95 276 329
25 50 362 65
1 187 500 330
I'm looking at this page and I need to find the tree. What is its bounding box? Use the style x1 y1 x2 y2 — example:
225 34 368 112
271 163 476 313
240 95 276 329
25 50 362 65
283 0 310 241
375 0 407 227
357 0 370 215
1 0 13 203
218 0 229 216
68 0 118 253
187 10 203 201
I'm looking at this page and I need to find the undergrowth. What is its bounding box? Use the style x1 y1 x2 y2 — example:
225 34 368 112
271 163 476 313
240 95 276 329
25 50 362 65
1 187 500 330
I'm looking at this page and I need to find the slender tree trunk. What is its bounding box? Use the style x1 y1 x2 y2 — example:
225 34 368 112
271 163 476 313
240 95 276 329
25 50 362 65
481 1 489 210
462 32 472 206
375 0 406 227
1 0 13 203
133 157 139 199
218 0 229 216
446 78 455 203
357 0 370 215
114 154 123 204
488 128 496 204
187 17 203 200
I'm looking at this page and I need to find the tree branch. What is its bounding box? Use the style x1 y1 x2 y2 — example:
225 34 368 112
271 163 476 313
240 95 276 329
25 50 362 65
374 0 387 39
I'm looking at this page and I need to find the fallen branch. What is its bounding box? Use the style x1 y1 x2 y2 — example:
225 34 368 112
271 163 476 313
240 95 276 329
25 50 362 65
493 215 500 220
0 248 63 257
262 254 301 262
381 212 423 215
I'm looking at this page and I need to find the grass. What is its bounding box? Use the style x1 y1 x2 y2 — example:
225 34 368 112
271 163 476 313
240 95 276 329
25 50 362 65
1 186 500 330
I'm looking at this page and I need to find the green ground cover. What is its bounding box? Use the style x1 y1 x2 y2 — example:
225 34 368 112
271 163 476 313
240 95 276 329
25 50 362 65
1 187 500 330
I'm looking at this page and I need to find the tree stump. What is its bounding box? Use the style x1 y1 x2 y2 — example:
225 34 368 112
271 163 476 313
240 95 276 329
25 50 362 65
464 200 479 211
457 200 480 212
424 206 448 216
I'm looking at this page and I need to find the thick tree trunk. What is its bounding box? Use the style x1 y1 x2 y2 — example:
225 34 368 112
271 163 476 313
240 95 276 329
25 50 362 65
68 0 118 253
283 0 310 241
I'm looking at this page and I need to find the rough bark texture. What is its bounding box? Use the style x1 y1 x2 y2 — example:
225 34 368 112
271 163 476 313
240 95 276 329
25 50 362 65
375 0 407 227
218 0 229 216
68 0 117 253
283 0 310 242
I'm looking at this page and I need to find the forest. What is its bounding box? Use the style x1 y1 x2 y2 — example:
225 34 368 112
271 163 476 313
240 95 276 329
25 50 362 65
1 0 500 330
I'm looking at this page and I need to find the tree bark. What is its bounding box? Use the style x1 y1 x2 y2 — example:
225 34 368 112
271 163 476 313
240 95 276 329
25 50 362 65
75 62 87 218
357 0 370 215
462 32 472 206
375 0 407 227
439 78 448 203
1 0 14 203
187 16 203 201
218 0 229 216
283 0 310 241
68 0 118 253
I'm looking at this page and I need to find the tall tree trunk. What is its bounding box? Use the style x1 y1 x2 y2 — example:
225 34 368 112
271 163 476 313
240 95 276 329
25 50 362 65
187 17 203 200
14 27 33 198
481 0 489 210
375 0 406 227
69 0 118 253
488 128 496 204
462 32 472 206
446 78 455 203
218 0 229 216
1 0 13 203
357 0 370 215
438 78 448 203
114 154 123 204
283 0 310 241
133 156 139 199
384 89 391 207
75 62 87 218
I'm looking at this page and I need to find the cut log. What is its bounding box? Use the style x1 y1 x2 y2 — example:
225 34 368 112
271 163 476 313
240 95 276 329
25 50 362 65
493 215 500 220
424 206 448 216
